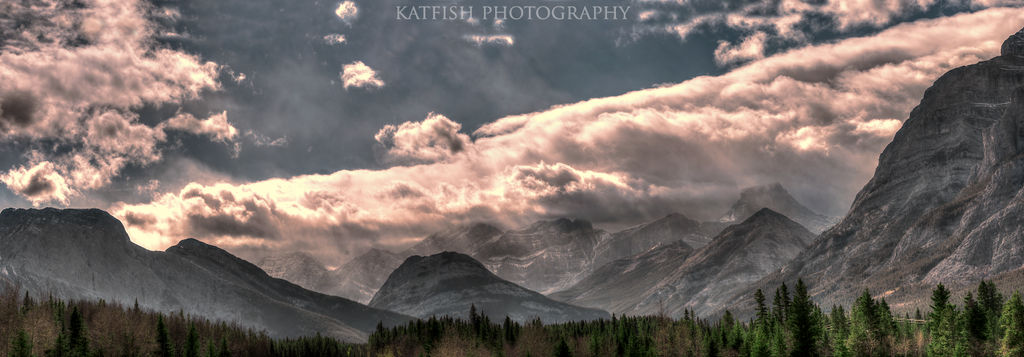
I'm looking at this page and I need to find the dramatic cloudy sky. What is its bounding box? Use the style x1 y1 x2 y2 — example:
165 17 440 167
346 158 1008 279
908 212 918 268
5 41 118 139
2 0 1023 263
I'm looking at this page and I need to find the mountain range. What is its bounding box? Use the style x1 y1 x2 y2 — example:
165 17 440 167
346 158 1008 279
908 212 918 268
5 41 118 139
368 252 609 323
254 182 830 308
719 183 836 234
551 208 815 317
715 26 1024 317
0 208 410 342
7 27 1022 345
257 248 404 304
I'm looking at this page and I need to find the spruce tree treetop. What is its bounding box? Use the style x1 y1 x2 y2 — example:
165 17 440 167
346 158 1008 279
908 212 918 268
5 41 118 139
1000 291 1024 356
931 283 951 315
789 279 816 357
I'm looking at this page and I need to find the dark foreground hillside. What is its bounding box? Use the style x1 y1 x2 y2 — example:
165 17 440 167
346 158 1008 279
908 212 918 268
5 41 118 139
5 278 1024 356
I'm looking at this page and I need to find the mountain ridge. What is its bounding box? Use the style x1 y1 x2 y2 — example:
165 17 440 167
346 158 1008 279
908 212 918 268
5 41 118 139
0 208 411 342
369 251 609 323
552 208 814 317
718 26 1024 317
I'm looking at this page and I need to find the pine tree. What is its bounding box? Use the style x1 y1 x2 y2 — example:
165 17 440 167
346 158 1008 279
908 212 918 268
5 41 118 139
503 316 516 345
930 283 952 332
723 310 736 329
773 283 791 325
1000 291 1024 356
10 329 33 357
979 280 1004 341
219 337 231 357
185 323 200 357
21 291 34 314
788 279 816 357
846 289 878 356
756 289 770 327
469 304 481 334
749 321 771 357
48 331 68 357
979 281 1004 315
156 315 175 357
554 337 572 357
68 306 87 357
830 306 850 357
769 324 787 357
963 293 987 341
205 340 217 357
875 298 896 339
928 305 959 356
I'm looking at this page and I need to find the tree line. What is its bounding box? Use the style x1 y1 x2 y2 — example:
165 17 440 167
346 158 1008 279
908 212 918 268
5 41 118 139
3 279 1024 356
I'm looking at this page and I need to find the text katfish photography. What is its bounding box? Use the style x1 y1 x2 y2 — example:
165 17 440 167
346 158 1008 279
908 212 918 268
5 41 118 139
395 5 631 21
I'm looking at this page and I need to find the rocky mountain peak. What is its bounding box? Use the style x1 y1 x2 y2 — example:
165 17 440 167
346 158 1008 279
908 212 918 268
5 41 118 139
744 207 788 224
401 251 485 271
717 26 1024 319
531 217 594 232
172 237 209 249
719 183 833 233
466 222 503 236
1002 26 1024 57
726 208 813 243
167 238 271 279
0 207 131 245
359 248 395 260
371 252 609 323
737 183 799 209
1 207 108 225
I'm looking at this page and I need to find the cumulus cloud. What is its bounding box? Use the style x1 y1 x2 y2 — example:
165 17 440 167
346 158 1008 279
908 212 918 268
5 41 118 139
114 9 1024 262
464 35 515 47
644 0 1022 67
714 31 768 66
1 162 74 205
374 113 471 165
164 111 240 143
334 1 358 24
0 0 224 204
323 33 347 45
247 131 289 148
340 61 384 89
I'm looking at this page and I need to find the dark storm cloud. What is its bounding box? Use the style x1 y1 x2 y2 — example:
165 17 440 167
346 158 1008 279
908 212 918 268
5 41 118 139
186 211 281 240
124 211 157 228
18 166 55 197
0 91 37 129
113 6 1024 267
145 0 714 179
2 0 1015 266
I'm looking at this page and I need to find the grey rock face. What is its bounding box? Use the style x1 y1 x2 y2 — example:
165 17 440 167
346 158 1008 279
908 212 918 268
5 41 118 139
399 215 727 296
257 251 332 292
591 213 717 270
719 27 1024 318
548 240 695 314
329 248 405 303
368 252 609 323
719 183 835 234
399 220 612 295
0 208 411 342
404 223 504 257
1003 28 1024 57
553 209 814 317
257 248 404 304
473 218 611 294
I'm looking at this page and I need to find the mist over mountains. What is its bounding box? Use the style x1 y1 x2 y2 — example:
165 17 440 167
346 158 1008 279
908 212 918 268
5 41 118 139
4 23 1024 349
712 27 1024 317
257 182 830 303
0 208 409 342
368 252 609 323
